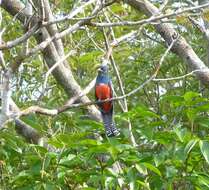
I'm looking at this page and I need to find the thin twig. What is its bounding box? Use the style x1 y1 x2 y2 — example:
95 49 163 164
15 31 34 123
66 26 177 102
189 16 209 40
90 2 209 27
59 78 97 113
85 27 105 53
101 25 126 111
102 13 138 147
0 30 6 69
159 0 169 12
42 50 76 94
153 69 209 81
0 23 40 50
17 35 178 118
8 1 106 72
42 0 97 26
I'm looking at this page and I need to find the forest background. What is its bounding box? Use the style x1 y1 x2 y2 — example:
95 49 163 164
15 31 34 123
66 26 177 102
1 0 209 189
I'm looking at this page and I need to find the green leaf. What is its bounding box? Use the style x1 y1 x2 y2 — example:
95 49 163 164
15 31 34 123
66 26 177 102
199 140 209 164
44 152 57 170
52 133 88 147
135 164 147 175
59 154 76 166
29 144 48 154
79 51 101 63
22 116 43 132
174 124 186 142
12 171 33 186
195 117 209 128
142 163 162 177
195 102 209 112
184 91 200 102
79 139 101 146
196 173 209 188
176 15 189 25
78 120 103 131
166 166 177 178
154 153 166 167
154 131 176 145
47 137 64 148
160 95 184 104
186 108 197 121
135 107 160 118
184 139 198 156
203 8 209 22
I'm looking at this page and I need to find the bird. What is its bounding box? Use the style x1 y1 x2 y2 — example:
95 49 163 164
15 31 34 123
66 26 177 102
95 64 120 137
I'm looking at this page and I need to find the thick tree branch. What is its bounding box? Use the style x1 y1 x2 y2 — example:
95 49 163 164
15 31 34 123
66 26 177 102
0 71 12 128
15 37 176 119
1 0 102 122
15 119 42 144
0 0 100 50
195 0 209 66
125 0 209 86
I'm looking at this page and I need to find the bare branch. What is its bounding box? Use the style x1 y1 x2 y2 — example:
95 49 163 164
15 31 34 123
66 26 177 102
189 16 209 40
42 49 76 94
0 0 107 51
90 2 209 27
41 0 116 26
0 31 6 70
0 23 40 50
53 78 97 113
159 0 169 12
101 14 138 147
14 36 177 119
64 0 97 20
126 0 209 86
153 69 209 81
8 3 107 72
20 106 58 116
85 27 105 53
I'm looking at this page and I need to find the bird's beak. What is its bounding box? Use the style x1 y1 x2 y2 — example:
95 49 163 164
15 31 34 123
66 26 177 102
97 68 102 72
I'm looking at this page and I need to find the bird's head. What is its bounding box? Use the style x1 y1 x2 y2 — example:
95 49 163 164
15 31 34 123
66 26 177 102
98 64 108 74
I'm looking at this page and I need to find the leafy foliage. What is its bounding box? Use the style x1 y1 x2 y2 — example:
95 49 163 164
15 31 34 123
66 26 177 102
1 92 209 189
1 0 209 189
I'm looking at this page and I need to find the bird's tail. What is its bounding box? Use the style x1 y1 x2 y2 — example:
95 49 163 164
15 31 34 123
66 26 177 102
101 112 120 137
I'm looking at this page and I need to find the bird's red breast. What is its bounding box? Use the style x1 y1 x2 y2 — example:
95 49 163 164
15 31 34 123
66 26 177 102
95 84 112 112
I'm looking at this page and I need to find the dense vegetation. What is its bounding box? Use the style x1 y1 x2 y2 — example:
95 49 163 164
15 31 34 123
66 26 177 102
1 0 209 189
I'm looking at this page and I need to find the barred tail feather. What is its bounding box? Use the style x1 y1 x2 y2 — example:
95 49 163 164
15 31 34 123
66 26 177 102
101 112 120 137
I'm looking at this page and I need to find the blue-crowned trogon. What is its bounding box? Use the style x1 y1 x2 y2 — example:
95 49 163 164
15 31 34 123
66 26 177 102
95 65 120 137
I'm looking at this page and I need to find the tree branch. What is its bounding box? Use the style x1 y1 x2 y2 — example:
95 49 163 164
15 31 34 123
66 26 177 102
153 69 209 81
0 23 40 50
14 37 177 119
90 2 209 27
101 13 138 146
0 70 12 128
125 0 209 86
1 0 102 122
